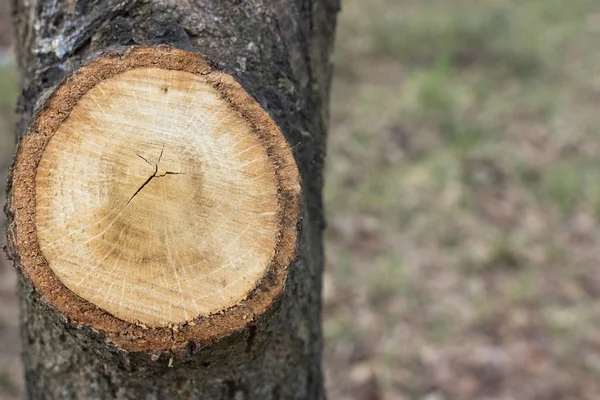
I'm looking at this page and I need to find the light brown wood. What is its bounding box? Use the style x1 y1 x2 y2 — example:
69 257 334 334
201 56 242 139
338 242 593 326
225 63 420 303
9 47 301 351
34 67 282 326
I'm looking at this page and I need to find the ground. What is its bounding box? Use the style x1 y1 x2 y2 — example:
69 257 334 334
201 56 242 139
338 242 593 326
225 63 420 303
3 0 600 399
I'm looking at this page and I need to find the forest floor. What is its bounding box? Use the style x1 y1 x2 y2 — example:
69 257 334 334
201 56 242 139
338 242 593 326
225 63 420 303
323 1 600 399
4 0 600 399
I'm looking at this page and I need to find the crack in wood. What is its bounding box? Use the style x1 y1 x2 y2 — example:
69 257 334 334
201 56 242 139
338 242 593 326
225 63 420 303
127 164 159 205
128 145 185 204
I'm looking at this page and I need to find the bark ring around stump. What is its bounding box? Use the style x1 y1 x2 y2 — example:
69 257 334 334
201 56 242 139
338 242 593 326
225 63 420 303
7 46 301 353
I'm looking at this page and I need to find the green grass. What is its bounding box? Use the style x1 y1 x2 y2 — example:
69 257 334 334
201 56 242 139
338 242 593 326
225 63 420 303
373 4 544 79
324 0 600 398
531 160 600 217
0 65 19 108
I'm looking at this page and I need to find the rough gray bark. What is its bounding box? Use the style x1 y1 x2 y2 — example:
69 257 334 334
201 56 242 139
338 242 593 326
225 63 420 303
7 0 338 398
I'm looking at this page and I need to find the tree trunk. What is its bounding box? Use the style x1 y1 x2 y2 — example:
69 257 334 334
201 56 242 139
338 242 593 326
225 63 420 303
6 0 338 398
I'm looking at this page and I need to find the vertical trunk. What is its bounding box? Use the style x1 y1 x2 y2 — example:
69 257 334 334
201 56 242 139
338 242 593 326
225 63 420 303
6 0 338 398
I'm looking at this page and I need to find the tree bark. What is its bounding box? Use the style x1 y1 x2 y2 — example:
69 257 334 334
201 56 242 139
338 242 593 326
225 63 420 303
6 0 338 398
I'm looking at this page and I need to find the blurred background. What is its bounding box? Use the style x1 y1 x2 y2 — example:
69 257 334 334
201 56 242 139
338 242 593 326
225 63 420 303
3 0 600 399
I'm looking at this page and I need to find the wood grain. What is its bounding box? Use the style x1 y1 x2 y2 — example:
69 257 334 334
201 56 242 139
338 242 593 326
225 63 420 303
35 68 281 326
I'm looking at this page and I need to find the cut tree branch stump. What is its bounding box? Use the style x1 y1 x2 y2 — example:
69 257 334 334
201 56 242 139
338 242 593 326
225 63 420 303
9 46 300 352
8 0 339 397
